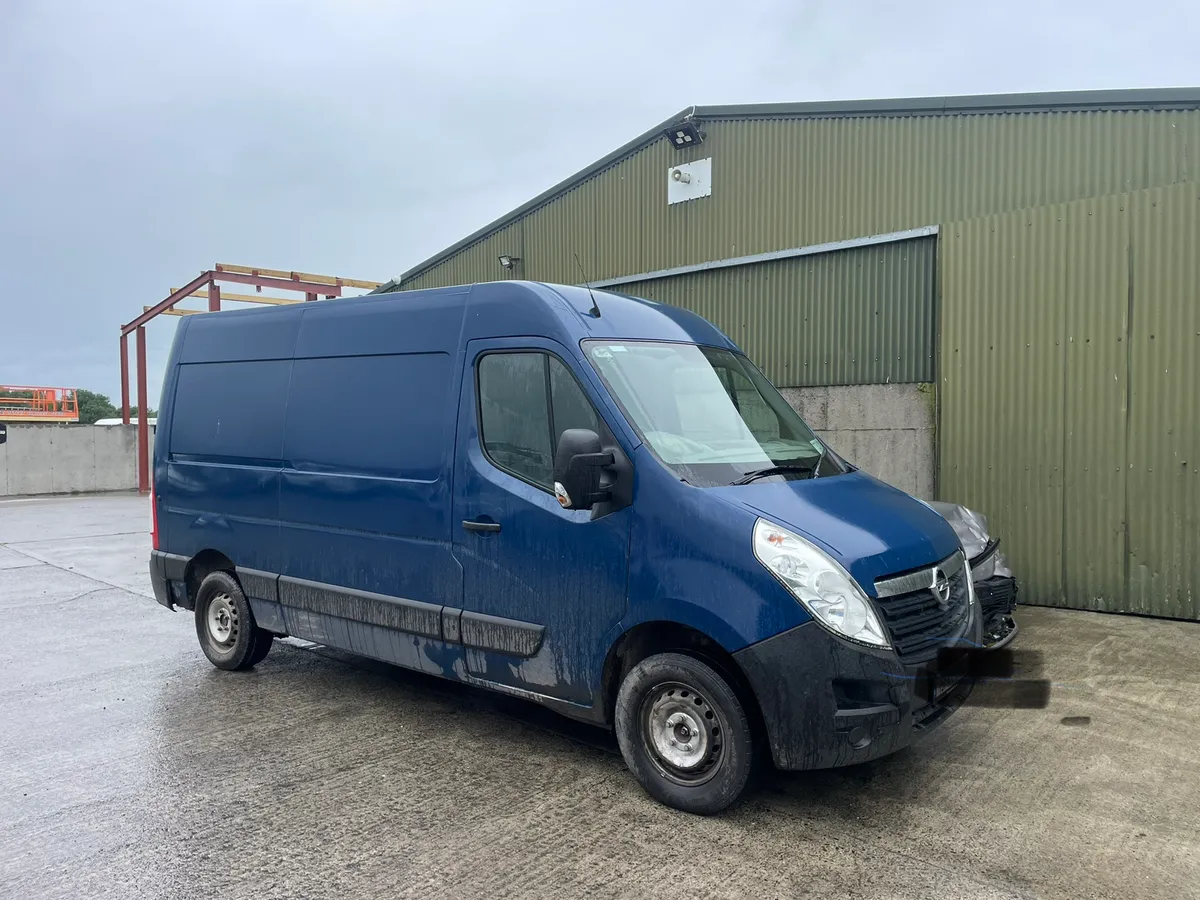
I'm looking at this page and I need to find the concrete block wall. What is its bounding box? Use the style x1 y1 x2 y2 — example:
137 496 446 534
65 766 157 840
0 424 151 496
778 384 935 499
1 395 930 499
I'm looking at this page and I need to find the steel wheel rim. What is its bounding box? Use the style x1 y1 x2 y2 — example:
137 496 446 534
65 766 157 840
206 593 239 648
640 681 723 786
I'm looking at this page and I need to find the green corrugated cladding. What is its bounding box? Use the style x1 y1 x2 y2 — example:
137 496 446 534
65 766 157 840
940 182 1200 620
618 237 935 386
1127 183 1200 621
397 109 1200 293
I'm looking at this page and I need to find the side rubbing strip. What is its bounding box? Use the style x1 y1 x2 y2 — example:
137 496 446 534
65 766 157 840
236 567 278 603
460 610 545 658
278 576 443 639
441 607 462 643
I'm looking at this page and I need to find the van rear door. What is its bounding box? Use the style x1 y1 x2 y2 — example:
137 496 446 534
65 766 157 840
452 338 631 706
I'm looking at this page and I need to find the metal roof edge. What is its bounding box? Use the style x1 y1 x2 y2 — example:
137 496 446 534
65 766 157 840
691 87 1200 120
587 226 939 289
383 87 1200 291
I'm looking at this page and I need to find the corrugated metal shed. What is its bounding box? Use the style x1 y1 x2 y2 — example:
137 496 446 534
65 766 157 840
388 88 1200 621
940 182 1199 620
619 236 936 387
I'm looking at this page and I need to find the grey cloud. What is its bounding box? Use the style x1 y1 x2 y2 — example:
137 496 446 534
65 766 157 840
2 0 1198 402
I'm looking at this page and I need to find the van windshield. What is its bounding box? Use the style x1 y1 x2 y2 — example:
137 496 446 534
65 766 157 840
583 340 847 487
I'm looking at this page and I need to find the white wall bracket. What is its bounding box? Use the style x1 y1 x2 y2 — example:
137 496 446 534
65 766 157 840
667 158 712 205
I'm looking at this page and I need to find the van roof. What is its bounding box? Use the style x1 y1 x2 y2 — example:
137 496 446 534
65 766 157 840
177 281 738 364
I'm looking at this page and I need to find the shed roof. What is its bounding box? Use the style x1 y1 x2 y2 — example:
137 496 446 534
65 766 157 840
379 87 1200 292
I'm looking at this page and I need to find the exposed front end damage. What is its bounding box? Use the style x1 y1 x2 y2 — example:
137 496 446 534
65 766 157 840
733 619 975 770
929 502 1020 650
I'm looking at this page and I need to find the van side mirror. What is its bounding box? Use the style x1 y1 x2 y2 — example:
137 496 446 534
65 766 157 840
552 428 614 510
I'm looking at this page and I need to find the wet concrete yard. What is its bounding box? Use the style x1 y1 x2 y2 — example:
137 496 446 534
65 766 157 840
2 493 1198 899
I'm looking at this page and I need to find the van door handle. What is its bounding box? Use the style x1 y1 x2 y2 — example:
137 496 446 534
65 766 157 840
462 519 501 534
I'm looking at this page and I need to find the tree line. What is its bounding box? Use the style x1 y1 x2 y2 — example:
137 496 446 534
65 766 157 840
75 389 156 424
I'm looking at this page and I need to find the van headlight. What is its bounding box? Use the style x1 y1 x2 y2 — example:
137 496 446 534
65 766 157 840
753 518 890 648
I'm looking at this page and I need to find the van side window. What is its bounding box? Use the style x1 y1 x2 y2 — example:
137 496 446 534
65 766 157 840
478 353 554 487
478 352 603 491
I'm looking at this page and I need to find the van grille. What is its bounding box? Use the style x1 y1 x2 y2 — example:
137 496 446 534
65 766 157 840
873 552 971 665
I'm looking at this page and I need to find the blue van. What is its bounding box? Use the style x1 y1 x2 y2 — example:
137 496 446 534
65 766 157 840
149 281 979 814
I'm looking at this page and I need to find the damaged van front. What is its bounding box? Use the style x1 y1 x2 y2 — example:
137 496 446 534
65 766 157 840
585 337 981 803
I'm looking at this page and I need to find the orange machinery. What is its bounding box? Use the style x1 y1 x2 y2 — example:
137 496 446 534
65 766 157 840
0 386 80 422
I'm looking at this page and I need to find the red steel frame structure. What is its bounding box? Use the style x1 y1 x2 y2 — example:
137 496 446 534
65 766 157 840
119 264 380 493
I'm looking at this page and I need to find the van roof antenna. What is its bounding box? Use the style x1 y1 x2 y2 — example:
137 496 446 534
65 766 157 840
573 252 601 318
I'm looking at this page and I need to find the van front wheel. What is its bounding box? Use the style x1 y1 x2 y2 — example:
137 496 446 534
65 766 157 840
615 652 754 814
194 571 271 671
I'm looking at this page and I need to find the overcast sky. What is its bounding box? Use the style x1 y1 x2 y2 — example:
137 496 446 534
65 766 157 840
2 1 1198 405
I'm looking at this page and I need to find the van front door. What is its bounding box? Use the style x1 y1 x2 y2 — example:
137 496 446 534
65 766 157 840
451 339 631 707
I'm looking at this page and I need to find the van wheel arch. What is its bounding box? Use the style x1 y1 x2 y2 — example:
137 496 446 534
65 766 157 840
601 621 767 743
183 549 236 611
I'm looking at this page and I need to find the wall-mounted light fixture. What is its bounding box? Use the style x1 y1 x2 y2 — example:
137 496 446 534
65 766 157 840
664 120 705 149
497 255 521 270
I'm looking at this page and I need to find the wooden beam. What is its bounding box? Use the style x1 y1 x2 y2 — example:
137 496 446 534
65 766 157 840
172 289 301 306
213 270 347 294
215 262 380 290
147 306 206 317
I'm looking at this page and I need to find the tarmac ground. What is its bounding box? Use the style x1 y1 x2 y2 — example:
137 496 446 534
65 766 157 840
2 492 1198 899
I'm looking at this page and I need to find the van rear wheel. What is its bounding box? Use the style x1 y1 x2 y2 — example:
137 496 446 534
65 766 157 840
615 652 754 814
194 571 271 671
247 631 274 667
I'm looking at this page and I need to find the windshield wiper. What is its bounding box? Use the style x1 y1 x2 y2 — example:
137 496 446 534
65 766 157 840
730 464 815 486
812 444 829 478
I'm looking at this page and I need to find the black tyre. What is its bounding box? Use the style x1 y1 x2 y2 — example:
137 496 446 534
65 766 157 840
614 652 754 815
193 571 271 671
247 629 274 667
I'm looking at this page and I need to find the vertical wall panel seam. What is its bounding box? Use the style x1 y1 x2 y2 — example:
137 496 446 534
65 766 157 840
1123 234 1135 608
